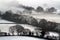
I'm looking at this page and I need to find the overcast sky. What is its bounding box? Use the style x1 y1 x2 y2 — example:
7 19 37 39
0 0 60 11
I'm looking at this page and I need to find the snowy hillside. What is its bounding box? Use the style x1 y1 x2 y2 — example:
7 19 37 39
0 19 37 33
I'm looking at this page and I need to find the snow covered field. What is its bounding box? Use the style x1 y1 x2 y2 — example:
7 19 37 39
0 19 14 23
0 19 37 33
0 36 46 40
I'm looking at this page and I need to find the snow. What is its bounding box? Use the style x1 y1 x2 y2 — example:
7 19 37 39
44 32 59 38
0 19 14 23
0 19 37 33
49 32 59 37
0 36 46 40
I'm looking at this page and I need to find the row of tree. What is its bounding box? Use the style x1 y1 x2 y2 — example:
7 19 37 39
22 5 57 13
0 25 42 37
9 25 32 36
1 10 58 33
9 24 59 39
9 25 46 38
36 6 56 13
39 19 58 32
1 10 38 26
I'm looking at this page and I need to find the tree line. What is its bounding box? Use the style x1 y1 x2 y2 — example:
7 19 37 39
21 5 57 13
0 24 59 40
0 10 58 33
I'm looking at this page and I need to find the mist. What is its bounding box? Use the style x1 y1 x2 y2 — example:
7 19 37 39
0 0 60 12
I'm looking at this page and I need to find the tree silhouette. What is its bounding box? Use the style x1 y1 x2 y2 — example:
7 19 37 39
22 6 34 10
22 6 34 13
54 24 60 33
9 25 24 35
2 10 13 20
0 11 1 17
2 12 38 26
47 21 57 31
47 7 57 13
39 19 47 31
9 26 16 35
36 6 44 12
16 25 24 35
23 29 31 35
39 19 58 38
39 19 57 31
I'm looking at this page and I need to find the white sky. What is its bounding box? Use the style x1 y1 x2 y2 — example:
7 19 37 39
0 0 60 9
